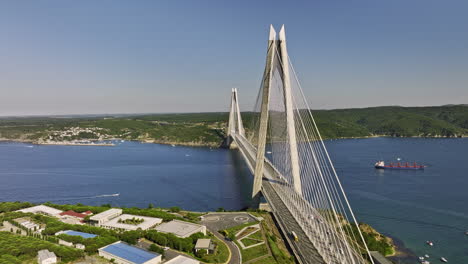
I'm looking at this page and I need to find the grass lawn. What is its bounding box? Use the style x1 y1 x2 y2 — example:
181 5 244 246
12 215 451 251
200 235 230 263
238 242 269 262
248 229 263 240
240 237 263 247
222 221 258 238
249 256 278 264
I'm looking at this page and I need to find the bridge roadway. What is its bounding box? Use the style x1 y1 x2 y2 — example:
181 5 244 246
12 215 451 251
232 134 326 264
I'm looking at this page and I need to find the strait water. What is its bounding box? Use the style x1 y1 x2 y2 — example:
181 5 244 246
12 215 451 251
0 138 467 263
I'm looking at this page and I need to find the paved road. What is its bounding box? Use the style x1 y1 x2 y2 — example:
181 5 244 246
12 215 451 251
201 212 259 264
262 180 326 264
207 227 241 264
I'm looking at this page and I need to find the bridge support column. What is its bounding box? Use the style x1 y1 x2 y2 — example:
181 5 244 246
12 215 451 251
252 25 277 200
224 88 243 149
278 25 302 196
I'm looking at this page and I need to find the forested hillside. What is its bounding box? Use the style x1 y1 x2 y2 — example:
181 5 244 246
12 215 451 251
0 105 466 146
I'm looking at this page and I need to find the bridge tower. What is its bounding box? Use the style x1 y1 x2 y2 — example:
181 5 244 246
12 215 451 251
252 25 302 199
225 88 244 148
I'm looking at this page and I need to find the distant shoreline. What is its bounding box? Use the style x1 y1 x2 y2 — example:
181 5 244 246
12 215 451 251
1 135 467 148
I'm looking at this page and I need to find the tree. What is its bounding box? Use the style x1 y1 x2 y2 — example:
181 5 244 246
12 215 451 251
169 206 180 212
149 244 165 256
148 203 154 209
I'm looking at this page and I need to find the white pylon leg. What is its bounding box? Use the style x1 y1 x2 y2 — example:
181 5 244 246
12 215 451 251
278 25 302 195
252 25 277 198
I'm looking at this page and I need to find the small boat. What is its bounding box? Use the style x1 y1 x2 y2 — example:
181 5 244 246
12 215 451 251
266 151 272 154
419 256 425 261
440 257 447 262
426 241 434 246
465 230 468 236
375 161 425 170
171 144 175 147
425 254 430 258
421 261 430 264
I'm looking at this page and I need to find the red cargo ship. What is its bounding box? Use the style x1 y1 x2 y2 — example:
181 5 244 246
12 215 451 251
375 161 425 170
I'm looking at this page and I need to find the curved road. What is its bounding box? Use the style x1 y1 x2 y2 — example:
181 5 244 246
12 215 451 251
209 228 241 264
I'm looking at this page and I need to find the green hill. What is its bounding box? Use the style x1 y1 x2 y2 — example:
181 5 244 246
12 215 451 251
0 105 467 146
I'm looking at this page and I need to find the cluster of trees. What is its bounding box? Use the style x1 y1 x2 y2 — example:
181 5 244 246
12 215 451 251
0 201 34 213
0 232 83 262
118 217 144 225
122 207 182 222
56 233 118 253
347 224 395 256
144 230 205 253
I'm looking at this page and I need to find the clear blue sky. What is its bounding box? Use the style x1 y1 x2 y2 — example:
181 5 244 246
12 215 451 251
1 0 467 115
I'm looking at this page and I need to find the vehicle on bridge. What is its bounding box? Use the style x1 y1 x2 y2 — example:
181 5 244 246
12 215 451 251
291 231 299 242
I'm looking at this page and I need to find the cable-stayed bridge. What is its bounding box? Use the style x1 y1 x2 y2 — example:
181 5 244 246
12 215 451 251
226 25 374 264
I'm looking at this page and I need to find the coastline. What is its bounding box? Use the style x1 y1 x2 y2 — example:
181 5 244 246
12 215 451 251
1 134 467 148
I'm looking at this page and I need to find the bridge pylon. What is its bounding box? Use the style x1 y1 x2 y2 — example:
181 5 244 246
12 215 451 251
252 25 302 198
224 88 244 149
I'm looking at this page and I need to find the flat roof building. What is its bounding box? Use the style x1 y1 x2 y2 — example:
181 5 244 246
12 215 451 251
17 205 63 217
100 214 162 231
165 255 199 264
194 239 215 254
90 208 122 225
98 241 162 264
155 220 206 238
37 249 57 264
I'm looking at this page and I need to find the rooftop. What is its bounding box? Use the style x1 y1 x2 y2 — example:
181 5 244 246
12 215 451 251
155 220 205 237
60 210 91 219
61 230 97 239
165 255 200 264
195 239 213 249
38 249 56 260
100 241 160 264
17 205 63 216
90 208 122 221
101 214 162 230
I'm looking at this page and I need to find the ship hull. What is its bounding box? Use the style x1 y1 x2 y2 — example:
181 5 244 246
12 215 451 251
375 165 424 170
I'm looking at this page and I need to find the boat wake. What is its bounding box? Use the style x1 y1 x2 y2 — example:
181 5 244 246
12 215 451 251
93 193 120 198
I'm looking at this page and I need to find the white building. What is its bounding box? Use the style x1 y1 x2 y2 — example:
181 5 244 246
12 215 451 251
194 239 215 254
165 255 199 264
100 214 162 231
58 239 73 247
75 243 85 250
155 220 206 238
37 249 57 264
98 241 161 264
17 205 63 217
89 208 122 225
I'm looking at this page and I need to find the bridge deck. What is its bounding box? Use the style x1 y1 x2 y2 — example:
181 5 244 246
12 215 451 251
262 180 326 264
232 134 326 264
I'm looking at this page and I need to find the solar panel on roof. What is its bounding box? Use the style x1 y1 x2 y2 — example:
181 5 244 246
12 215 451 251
102 242 159 264
63 230 97 239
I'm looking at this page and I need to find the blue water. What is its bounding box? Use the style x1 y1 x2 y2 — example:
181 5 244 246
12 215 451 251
0 138 467 263
0 141 253 211
326 137 468 263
